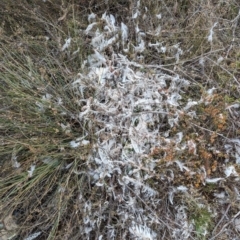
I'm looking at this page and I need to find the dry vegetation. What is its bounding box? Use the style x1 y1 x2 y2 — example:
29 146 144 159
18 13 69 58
0 0 240 239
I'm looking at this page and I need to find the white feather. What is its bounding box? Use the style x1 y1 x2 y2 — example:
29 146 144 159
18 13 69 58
121 22 128 45
85 22 97 34
205 178 224 183
28 165 36 178
61 38 71 51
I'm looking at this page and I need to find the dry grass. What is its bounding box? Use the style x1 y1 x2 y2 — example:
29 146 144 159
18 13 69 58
0 0 240 239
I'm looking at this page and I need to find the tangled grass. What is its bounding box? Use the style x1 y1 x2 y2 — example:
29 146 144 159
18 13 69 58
0 0 240 239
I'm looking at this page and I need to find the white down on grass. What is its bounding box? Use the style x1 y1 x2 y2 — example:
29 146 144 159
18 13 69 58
59 11 236 240
67 12 195 240
68 12 194 239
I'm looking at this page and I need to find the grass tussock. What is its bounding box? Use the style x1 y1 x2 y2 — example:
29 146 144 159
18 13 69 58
0 0 240 239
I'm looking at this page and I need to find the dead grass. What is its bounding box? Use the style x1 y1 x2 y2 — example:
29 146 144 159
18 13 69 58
0 0 240 239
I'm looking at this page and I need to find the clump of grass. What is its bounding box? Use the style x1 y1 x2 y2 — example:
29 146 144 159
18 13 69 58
190 204 213 239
